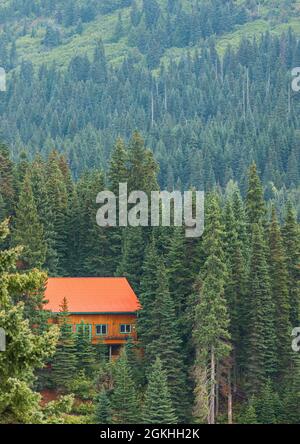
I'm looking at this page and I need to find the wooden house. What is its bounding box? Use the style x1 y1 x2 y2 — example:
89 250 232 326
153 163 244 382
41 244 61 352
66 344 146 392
45 277 141 359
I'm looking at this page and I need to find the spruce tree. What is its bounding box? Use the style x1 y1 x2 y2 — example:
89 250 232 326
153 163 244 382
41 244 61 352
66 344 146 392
116 227 145 294
246 163 266 227
75 320 96 378
12 173 47 269
51 297 78 391
239 397 258 424
111 349 139 424
142 357 177 424
193 194 231 424
255 379 281 424
268 207 292 379
282 202 300 326
246 223 277 391
0 219 58 423
146 258 189 422
94 389 112 424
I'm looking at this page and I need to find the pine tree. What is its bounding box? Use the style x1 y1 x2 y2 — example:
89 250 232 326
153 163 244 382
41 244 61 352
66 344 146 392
246 223 277 391
75 320 96 377
12 173 47 269
193 194 231 424
116 227 145 294
108 137 128 196
255 379 281 424
268 207 292 379
246 163 266 227
239 397 258 424
146 258 190 422
0 143 15 218
94 389 112 424
51 297 78 391
282 202 300 326
111 349 139 424
0 219 58 423
127 131 159 194
142 357 177 424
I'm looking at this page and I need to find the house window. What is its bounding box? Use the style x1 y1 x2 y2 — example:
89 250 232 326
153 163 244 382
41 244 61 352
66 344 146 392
95 324 108 335
120 324 131 334
76 324 92 339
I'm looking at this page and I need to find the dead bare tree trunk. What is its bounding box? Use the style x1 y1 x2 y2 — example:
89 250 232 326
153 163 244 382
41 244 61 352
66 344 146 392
209 346 215 424
228 369 233 424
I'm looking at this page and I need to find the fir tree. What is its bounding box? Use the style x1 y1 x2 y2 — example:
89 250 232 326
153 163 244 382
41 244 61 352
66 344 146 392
146 258 190 422
51 297 77 391
75 320 96 377
268 207 292 379
246 163 266 227
111 350 139 424
12 173 47 269
0 219 58 423
246 223 277 391
193 194 231 424
282 202 300 326
94 389 112 424
116 227 145 294
142 357 177 424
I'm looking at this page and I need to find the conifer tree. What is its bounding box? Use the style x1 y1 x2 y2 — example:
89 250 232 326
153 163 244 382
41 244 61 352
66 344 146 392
142 357 177 424
0 219 58 423
94 389 112 424
12 173 47 269
75 320 96 378
138 237 160 348
239 397 258 424
282 202 300 326
193 194 231 424
268 208 292 379
116 227 145 294
111 350 139 424
246 163 266 227
30 157 59 275
0 143 15 218
255 379 281 424
51 297 77 391
246 223 277 391
146 258 189 421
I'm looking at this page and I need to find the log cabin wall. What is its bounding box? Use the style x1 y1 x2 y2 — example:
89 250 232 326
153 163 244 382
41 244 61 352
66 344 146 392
49 312 138 345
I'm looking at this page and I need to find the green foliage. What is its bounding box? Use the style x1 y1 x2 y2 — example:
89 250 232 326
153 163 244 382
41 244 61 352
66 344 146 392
143 357 177 424
0 219 59 424
111 349 139 424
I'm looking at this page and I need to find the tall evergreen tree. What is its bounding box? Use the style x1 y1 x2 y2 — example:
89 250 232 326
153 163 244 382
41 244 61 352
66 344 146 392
94 389 112 424
146 258 189 422
268 207 292 379
75 320 96 377
12 173 47 269
0 219 58 423
282 202 300 326
111 350 139 424
245 223 277 391
142 357 177 424
51 297 77 391
193 194 231 424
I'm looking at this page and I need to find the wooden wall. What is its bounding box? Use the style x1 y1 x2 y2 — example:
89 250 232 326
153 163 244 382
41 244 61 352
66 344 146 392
50 313 138 345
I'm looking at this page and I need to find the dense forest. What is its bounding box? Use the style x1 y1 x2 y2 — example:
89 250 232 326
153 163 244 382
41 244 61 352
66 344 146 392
0 0 300 426
0 135 299 423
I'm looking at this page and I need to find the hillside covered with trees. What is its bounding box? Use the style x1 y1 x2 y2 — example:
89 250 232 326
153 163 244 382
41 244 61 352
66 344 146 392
0 0 300 426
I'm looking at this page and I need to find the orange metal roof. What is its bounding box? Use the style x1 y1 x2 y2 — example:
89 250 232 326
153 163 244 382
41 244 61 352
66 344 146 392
44 277 141 313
